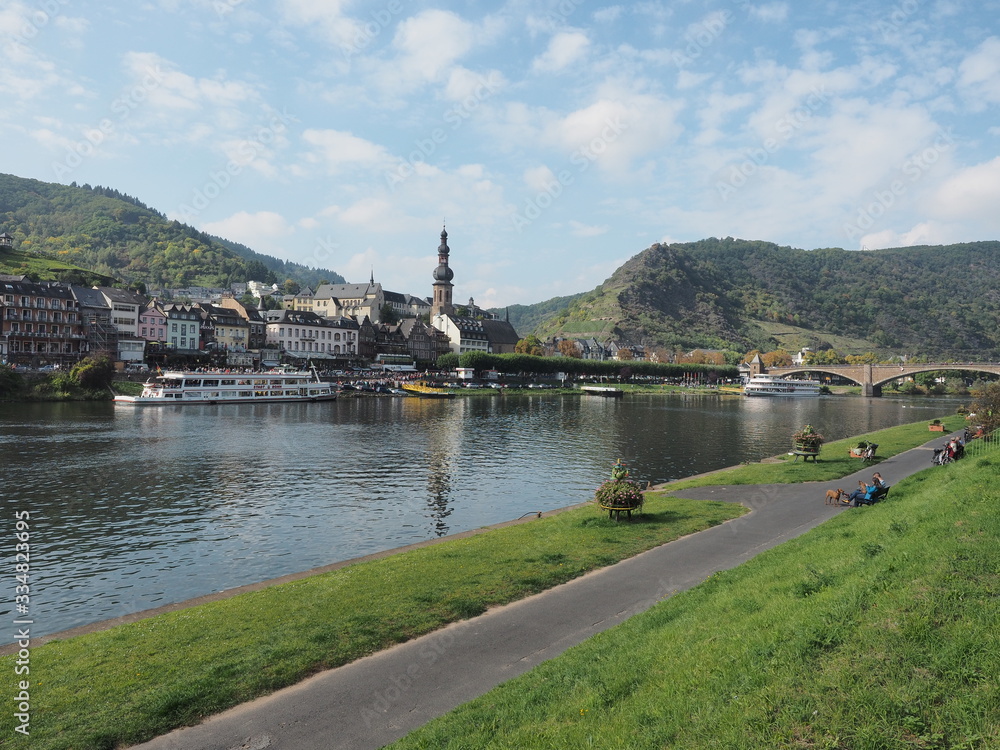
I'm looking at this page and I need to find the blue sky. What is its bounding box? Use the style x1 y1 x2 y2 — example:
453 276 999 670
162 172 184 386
2 0 999 307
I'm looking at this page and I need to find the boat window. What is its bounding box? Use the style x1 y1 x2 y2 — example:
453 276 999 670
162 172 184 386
202 379 220 387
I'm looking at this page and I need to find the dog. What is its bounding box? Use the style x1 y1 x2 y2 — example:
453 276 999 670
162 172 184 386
825 488 847 505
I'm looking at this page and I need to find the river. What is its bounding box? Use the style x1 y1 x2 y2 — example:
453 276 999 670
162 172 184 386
0 391 958 643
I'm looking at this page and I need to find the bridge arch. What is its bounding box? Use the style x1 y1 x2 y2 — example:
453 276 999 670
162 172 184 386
764 363 1000 397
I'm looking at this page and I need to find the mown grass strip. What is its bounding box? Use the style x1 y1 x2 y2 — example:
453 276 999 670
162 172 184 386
0 498 742 749
388 439 1000 749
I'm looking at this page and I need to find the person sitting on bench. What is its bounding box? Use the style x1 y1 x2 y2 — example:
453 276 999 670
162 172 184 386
847 480 873 506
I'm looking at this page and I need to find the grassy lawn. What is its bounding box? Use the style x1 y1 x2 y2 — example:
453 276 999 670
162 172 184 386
0 498 742 749
389 438 1000 749
660 413 968 490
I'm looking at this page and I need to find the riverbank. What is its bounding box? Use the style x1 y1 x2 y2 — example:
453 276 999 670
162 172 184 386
389 427 1000 750
0 414 972 749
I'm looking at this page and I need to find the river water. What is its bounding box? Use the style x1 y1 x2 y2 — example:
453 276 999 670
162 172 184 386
0 392 956 643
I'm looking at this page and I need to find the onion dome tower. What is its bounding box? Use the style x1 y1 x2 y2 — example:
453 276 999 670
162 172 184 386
431 225 455 318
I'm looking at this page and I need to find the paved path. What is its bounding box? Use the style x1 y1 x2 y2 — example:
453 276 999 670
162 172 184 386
133 432 959 750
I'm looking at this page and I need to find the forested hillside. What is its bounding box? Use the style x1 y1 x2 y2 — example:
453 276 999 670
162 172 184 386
531 238 1000 359
0 173 344 289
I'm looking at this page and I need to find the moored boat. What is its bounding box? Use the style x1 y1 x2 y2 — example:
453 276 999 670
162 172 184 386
742 375 821 397
580 385 624 397
113 368 337 405
400 382 456 398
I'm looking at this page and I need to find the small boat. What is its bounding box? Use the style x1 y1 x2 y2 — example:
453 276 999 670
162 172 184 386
742 375 821 397
113 368 337 405
400 382 456 398
580 385 624 397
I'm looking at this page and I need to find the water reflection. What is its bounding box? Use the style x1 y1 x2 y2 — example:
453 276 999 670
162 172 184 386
0 393 959 642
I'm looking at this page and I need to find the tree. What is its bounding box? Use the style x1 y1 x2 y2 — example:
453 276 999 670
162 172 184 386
557 339 582 358
515 335 544 357
282 279 300 295
70 356 115 391
757 349 791 367
379 303 399 325
970 382 1000 435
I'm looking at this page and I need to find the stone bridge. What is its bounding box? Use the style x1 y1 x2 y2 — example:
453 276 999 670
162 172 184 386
761 363 1000 397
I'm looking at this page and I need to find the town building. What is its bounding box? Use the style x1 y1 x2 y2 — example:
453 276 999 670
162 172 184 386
265 309 358 359
98 287 146 365
158 303 203 352
314 277 384 322
197 303 250 351
71 285 118 360
218 298 267 350
1 277 86 365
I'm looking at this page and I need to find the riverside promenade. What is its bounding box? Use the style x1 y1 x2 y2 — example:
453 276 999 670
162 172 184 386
133 433 959 750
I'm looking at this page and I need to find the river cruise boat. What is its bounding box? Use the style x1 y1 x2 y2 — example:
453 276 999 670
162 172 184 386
113 369 337 405
743 375 821 397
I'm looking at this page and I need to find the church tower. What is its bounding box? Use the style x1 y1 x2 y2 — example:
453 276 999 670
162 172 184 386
431 225 455 318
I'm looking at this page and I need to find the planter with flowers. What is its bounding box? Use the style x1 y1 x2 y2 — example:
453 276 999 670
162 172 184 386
595 460 645 521
791 424 824 461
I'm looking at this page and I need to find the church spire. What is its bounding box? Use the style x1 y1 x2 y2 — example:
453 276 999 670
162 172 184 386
431 225 454 318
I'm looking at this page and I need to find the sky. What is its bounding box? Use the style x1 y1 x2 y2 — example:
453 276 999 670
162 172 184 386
2 0 1000 308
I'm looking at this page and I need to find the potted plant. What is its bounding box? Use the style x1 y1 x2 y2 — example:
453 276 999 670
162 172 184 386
595 460 645 520
792 424 824 455
929 419 945 432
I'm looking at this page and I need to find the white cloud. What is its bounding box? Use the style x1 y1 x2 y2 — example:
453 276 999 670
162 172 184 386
301 129 394 173
593 6 623 23
275 0 362 52
749 3 789 23
391 10 475 84
957 36 1000 106
532 31 590 74
201 211 293 253
933 156 1000 220
858 222 954 250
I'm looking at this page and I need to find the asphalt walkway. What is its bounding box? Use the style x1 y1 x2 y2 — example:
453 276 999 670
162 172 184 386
133 432 960 750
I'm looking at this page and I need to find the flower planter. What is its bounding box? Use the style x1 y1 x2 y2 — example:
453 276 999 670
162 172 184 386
929 423 945 431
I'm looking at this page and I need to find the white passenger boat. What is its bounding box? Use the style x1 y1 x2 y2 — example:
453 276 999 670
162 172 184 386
113 368 337 405
742 375 821 397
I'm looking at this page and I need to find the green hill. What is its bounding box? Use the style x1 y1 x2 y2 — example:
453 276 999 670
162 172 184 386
526 238 1000 359
0 173 344 289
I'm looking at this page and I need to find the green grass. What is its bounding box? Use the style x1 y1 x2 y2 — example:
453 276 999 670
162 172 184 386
0 497 742 749
389 441 1000 749
661 414 968 489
